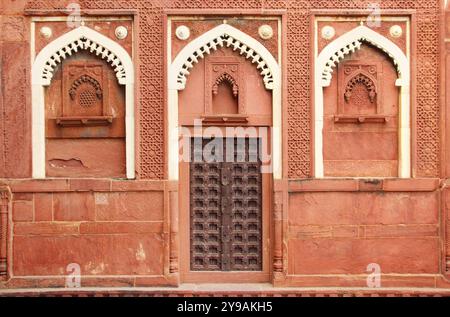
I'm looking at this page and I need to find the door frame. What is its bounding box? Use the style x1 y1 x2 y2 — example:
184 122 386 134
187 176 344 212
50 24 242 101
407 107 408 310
179 129 273 283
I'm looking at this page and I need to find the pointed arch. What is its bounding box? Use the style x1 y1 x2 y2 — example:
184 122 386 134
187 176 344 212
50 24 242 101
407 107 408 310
32 26 134 86
317 25 409 87
169 23 280 90
213 72 239 97
167 23 282 180
314 25 410 178
31 26 135 179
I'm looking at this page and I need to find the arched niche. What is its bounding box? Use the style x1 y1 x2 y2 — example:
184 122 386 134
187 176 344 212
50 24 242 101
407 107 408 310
31 26 135 179
168 23 282 180
315 25 410 178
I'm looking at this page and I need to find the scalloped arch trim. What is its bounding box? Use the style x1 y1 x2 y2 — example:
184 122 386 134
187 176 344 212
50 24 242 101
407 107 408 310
32 26 134 86
317 25 408 87
169 24 280 90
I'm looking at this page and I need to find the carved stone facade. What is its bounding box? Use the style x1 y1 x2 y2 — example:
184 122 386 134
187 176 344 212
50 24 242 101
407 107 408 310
0 0 449 293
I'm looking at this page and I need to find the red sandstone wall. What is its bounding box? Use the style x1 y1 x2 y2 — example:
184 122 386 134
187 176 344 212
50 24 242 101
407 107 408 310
0 0 31 178
285 180 441 287
5 179 171 287
0 0 448 289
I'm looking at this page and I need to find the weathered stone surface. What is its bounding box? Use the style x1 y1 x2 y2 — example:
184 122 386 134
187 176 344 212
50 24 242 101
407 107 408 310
7 180 70 193
53 193 95 221
13 234 165 276
46 139 126 178
14 223 79 235
323 132 398 160
1 41 30 178
288 238 439 275
0 1 28 15
324 160 398 178
364 224 439 238
34 193 53 222
1 16 25 41
79 222 163 235
95 192 164 222
289 192 438 226
69 179 111 192
12 201 33 222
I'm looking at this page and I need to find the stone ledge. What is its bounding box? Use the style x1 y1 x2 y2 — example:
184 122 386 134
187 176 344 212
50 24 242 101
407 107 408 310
0 285 450 297
289 178 440 192
1 179 166 193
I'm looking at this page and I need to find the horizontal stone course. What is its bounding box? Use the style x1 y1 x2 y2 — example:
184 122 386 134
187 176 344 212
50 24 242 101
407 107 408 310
288 178 440 192
288 238 439 275
289 191 438 226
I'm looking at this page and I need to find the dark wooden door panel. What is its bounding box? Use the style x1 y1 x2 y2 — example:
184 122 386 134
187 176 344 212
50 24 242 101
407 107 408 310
190 138 262 271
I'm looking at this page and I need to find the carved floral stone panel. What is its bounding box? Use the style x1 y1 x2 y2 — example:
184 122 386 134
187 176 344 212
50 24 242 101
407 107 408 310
337 61 383 119
63 61 106 119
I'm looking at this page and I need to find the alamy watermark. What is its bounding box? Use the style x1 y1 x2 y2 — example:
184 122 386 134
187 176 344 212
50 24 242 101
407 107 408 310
66 3 82 28
366 2 381 28
366 263 381 288
65 263 81 288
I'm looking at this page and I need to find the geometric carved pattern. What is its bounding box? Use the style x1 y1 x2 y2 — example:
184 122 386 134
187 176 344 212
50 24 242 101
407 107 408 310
415 6 440 177
69 75 103 103
344 73 377 103
190 138 262 271
26 0 441 179
78 88 98 108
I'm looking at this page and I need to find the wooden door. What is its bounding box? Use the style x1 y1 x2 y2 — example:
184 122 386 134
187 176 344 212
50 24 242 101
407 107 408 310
189 138 263 271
